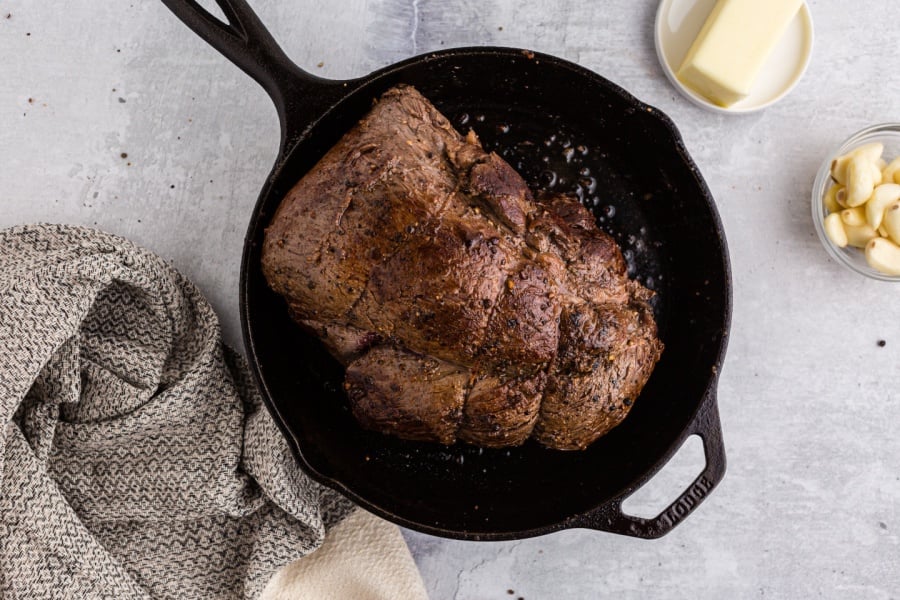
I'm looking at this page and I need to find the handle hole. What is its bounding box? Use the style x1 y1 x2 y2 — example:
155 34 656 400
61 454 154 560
621 435 705 519
195 0 229 25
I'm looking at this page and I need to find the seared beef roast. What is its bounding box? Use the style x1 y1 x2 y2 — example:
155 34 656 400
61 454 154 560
262 85 662 450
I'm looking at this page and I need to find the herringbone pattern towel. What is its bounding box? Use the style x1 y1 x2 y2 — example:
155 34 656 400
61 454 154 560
0 224 352 599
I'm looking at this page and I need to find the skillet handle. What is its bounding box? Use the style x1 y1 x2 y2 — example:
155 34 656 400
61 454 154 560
159 0 339 145
579 386 726 539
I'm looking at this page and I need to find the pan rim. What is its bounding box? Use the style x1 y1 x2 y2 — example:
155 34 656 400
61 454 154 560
239 45 733 540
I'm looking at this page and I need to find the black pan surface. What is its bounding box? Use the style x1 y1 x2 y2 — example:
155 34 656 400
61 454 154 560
161 0 731 540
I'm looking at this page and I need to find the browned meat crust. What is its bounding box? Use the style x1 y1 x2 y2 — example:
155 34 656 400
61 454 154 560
263 85 662 450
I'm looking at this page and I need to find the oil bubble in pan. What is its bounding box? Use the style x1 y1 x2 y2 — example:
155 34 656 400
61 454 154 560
457 106 669 322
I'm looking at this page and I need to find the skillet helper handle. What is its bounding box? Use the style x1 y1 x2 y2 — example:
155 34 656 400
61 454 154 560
582 387 725 539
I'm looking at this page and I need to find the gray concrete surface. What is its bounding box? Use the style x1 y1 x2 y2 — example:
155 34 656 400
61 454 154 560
2 0 899 598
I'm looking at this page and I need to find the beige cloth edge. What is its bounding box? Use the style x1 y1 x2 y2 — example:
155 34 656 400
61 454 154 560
261 508 428 600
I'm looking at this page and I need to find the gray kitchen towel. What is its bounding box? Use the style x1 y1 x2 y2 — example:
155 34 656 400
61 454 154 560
0 224 353 599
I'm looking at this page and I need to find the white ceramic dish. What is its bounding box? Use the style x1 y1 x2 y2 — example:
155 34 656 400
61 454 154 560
654 0 814 114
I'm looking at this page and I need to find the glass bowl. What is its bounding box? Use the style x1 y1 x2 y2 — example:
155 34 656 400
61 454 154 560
811 123 900 281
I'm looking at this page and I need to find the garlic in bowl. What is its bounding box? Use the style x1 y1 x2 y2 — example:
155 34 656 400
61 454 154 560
812 124 900 281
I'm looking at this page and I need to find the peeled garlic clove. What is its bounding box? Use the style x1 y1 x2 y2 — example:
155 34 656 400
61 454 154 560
832 143 885 184
853 142 885 163
865 183 900 229
884 157 900 183
846 155 877 207
832 157 849 185
836 187 850 208
865 237 900 275
824 184 843 213
841 206 866 226
871 164 884 185
845 223 878 248
882 201 900 245
824 213 848 248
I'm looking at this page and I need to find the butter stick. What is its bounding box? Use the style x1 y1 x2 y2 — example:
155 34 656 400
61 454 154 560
676 0 804 107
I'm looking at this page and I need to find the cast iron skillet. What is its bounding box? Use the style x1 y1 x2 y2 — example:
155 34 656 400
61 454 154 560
160 0 731 540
